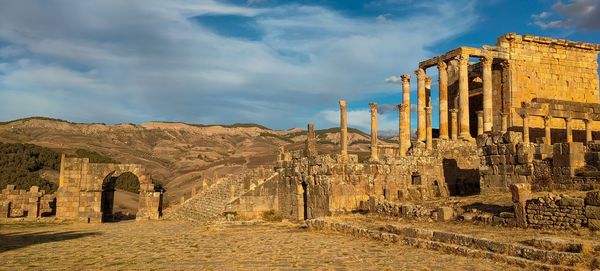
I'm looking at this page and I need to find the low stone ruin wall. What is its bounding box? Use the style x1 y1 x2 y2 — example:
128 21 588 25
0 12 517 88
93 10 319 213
0 185 56 218
478 132 535 193
525 191 600 230
359 196 455 222
479 132 600 192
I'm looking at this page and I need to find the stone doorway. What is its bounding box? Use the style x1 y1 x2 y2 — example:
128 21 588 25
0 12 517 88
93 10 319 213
101 172 140 222
302 181 309 220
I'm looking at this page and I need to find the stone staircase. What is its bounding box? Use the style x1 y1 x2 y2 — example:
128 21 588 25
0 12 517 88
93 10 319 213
164 169 277 224
164 176 240 223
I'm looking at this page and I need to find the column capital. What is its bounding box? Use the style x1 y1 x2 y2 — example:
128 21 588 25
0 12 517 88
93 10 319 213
400 74 411 83
456 54 469 66
565 116 572 122
397 103 408 111
437 60 447 71
584 118 592 124
339 99 346 107
425 76 432 85
424 106 432 113
369 102 377 111
476 111 483 117
414 68 426 79
449 108 459 113
500 60 510 68
479 53 493 67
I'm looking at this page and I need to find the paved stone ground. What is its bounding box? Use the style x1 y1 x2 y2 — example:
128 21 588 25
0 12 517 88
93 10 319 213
0 220 520 270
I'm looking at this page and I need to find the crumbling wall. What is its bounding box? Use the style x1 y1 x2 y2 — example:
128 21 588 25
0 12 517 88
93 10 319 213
0 185 55 218
277 149 452 220
227 172 279 219
478 132 535 193
524 191 600 230
478 131 600 192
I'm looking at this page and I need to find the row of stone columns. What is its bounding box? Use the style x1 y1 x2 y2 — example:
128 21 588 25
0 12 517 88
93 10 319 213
337 52 498 159
415 53 495 142
519 113 594 144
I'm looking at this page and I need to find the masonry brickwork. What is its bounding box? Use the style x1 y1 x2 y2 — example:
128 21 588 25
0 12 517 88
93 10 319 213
0 185 55 219
56 155 163 223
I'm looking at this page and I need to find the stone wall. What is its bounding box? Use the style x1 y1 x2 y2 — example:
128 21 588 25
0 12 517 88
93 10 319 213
276 140 479 220
525 191 600 230
478 132 534 192
497 33 600 130
479 131 600 192
0 185 55 218
360 196 455 222
226 171 279 219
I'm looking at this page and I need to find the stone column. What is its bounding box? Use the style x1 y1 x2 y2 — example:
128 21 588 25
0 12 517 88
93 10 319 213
339 100 348 159
585 119 593 143
565 117 573 143
425 107 432 150
306 123 317 157
400 74 411 143
544 115 552 145
476 111 484 136
415 68 426 142
369 102 378 161
457 54 471 140
521 112 529 144
480 54 493 132
425 77 432 107
500 112 508 133
450 109 458 141
398 104 409 157
438 61 449 140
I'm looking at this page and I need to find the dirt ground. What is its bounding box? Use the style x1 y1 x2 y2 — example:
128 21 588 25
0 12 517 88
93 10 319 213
0 220 521 271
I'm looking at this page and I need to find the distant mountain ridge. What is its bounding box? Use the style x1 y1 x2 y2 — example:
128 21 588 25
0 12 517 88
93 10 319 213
0 116 374 204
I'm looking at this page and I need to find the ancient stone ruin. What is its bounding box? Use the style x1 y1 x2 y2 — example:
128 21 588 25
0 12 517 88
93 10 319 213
56 155 163 223
224 33 600 231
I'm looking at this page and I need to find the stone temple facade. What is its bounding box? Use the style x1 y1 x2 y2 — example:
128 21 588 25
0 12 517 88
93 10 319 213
233 33 600 221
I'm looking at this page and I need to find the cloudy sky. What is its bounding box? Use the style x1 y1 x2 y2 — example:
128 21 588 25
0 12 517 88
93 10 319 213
0 0 599 132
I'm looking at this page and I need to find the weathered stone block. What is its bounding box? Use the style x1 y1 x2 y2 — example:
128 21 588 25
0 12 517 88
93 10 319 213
503 131 522 144
586 206 600 219
585 190 600 206
436 207 454 222
559 197 584 207
588 219 600 230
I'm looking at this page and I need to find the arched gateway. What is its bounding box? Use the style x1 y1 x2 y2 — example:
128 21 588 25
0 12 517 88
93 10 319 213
56 154 163 223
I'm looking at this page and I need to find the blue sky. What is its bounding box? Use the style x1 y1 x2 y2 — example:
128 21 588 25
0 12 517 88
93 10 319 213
0 0 598 132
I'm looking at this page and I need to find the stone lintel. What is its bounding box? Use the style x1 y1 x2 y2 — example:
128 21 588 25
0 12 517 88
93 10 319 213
418 46 508 70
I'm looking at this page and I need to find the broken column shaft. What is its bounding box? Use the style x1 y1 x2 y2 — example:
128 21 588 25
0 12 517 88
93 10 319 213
339 99 348 159
369 102 378 161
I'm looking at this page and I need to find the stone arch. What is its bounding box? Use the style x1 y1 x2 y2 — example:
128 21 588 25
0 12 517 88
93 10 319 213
56 156 163 223
95 164 160 222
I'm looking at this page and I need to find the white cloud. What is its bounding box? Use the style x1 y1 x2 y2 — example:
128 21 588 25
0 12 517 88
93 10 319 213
384 75 402 84
0 0 479 128
533 0 600 30
532 11 551 19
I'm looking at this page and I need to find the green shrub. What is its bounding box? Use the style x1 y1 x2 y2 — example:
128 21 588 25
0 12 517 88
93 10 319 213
0 142 60 192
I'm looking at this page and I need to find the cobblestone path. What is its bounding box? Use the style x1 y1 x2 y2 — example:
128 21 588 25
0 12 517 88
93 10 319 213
0 220 519 270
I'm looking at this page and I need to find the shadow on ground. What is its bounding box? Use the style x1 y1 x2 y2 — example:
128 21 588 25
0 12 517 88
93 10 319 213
0 231 100 253
462 202 513 214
